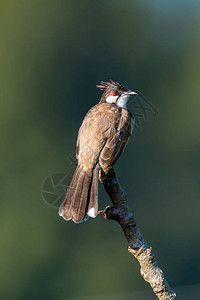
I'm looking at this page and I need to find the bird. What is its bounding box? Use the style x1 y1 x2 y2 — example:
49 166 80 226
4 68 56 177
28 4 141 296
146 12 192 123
59 79 137 223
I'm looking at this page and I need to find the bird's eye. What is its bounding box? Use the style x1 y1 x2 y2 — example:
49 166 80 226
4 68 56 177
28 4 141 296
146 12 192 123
110 92 117 96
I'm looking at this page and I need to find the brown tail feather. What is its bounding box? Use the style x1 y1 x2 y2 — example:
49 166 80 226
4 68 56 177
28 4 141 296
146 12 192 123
58 165 84 221
72 169 92 223
59 164 99 223
87 164 99 218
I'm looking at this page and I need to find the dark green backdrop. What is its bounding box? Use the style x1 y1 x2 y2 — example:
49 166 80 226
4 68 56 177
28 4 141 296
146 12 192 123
1 0 200 299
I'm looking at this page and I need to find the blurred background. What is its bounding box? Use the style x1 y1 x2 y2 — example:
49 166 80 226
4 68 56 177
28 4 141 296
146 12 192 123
1 0 200 299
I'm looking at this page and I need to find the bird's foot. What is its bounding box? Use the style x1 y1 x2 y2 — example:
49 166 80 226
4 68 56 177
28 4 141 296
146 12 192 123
98 205 111 219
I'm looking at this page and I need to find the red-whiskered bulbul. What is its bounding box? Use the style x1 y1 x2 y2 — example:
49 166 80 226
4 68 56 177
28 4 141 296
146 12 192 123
59 80 137 223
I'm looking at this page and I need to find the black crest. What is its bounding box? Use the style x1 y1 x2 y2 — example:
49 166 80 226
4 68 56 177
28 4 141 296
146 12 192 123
97 79 129 103
97 79 128 92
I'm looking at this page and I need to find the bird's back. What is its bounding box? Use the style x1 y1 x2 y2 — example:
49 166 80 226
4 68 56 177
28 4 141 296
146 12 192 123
76 103 132 171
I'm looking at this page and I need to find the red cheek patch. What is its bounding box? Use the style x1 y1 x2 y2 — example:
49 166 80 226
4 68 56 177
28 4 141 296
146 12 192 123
110 92 117 96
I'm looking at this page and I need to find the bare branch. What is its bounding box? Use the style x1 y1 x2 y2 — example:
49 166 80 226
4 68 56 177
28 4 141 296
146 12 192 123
102 169 176 300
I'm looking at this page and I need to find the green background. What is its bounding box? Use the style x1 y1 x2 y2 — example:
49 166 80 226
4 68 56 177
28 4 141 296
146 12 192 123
1 0 200 299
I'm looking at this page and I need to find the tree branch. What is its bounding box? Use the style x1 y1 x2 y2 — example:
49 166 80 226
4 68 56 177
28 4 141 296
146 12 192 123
101 169 176 300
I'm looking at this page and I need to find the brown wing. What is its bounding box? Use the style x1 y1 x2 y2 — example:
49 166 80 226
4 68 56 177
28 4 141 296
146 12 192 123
99 109 132 174
76 103 119 169
76 103 132 173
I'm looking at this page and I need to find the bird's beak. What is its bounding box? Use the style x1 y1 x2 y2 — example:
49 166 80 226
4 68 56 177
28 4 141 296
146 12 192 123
126 90 137 96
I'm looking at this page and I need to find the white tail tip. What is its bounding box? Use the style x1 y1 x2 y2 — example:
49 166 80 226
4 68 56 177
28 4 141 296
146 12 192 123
87 208 96 218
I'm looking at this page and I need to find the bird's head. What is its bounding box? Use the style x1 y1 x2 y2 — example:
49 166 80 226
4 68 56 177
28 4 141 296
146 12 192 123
97 79 137 108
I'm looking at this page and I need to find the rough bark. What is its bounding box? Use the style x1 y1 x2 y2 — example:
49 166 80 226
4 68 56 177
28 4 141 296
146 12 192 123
101 169 176 300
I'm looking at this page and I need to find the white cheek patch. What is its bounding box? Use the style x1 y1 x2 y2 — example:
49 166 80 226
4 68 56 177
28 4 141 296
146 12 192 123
106 95 118 103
